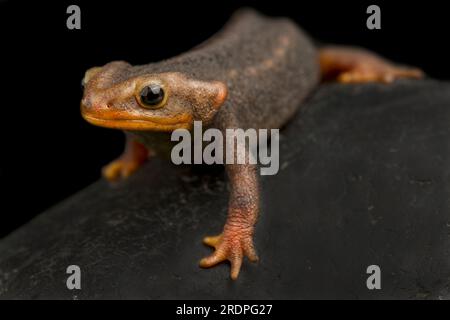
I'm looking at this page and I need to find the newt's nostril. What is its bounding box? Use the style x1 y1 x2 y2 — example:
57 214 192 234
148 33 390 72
81 97 90 108
81 96 112 111
83 96 97 109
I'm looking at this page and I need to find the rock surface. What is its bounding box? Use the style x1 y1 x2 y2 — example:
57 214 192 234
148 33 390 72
0 80 449 299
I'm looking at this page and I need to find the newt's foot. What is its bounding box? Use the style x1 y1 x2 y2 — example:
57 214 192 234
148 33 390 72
338 65 424 84
200 227 258 280
102 158 142 181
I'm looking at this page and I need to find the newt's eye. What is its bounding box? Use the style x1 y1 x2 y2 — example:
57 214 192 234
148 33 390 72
138 84 166 109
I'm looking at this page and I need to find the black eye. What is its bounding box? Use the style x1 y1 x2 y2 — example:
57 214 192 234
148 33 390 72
139 84 165 108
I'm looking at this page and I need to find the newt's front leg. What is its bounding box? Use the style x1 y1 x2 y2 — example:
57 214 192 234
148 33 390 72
102 133 149 181
200 162 259 280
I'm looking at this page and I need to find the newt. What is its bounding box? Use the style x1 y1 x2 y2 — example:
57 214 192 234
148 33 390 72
80 9 423 280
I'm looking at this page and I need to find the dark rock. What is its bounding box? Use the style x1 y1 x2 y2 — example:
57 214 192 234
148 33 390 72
1 80 449 299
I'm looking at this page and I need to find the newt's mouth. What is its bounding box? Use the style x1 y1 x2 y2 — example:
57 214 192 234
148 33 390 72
81 112 193 131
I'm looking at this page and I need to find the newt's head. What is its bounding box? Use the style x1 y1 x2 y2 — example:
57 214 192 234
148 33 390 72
81 61 227 131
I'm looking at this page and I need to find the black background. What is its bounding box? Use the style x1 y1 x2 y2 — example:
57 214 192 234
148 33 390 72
0 0 447 238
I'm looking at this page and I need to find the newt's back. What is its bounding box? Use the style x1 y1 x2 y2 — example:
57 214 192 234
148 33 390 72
152 9 320 130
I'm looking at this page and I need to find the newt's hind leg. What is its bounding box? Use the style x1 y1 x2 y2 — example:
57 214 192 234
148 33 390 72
102 133 149 181
319 46 424 83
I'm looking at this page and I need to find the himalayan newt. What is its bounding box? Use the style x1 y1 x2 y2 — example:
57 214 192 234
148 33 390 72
80 9 422 280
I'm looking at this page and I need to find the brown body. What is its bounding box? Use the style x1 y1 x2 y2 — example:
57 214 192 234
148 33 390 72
81 9 422 280
140 9 319 132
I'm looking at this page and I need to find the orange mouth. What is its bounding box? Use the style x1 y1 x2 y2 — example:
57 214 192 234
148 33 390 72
81 112 193 131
